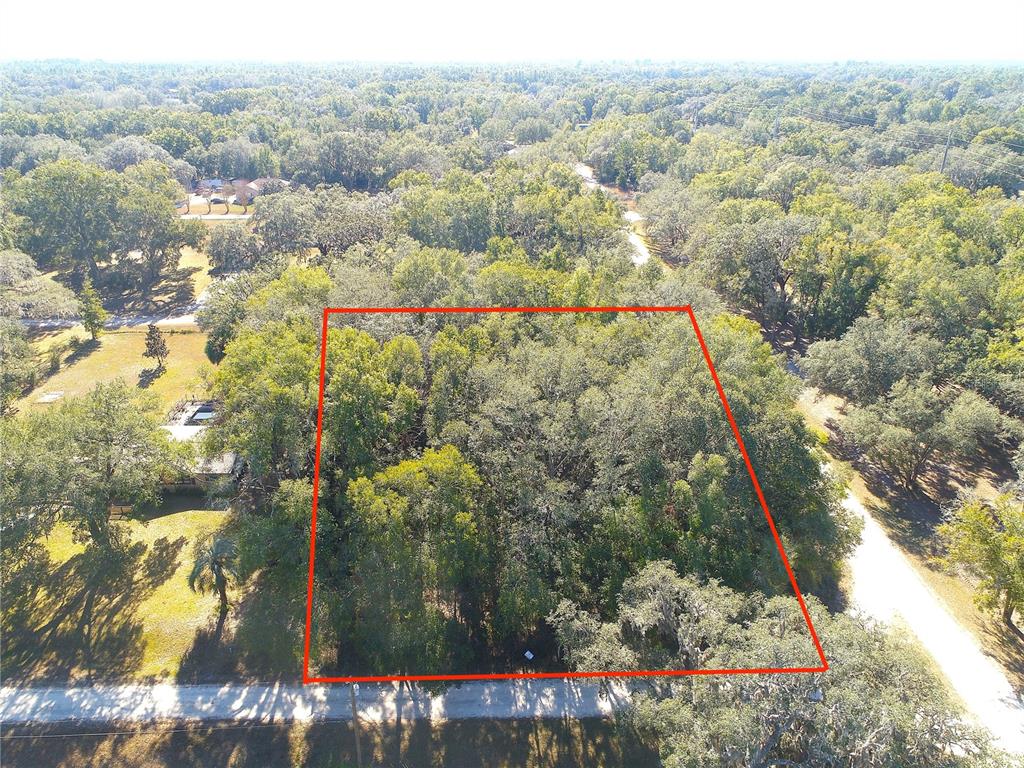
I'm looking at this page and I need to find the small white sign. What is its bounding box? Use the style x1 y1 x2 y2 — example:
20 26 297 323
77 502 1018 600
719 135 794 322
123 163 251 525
524 650 534 661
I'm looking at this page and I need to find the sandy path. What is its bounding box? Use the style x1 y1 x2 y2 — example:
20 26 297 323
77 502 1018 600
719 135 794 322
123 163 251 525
845 483 1024 752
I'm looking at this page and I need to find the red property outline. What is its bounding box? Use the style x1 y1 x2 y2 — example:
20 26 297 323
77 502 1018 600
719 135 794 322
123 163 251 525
303 306 829 684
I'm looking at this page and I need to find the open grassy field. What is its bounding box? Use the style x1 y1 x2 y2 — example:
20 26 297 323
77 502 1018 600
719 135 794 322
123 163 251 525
100 247 213 314
0 717 657 768
19 326 211 417
2 508 234 683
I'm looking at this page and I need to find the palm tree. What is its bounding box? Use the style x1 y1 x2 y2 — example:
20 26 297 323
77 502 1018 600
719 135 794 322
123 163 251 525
188 537 238 617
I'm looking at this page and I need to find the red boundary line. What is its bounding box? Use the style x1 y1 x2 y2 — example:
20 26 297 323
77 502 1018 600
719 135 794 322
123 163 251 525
302 306 829 684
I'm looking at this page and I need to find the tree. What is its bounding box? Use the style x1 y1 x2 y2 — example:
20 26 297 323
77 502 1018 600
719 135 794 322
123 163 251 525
343 445 490 675
188 536 238 618
79 277 108 340
208 223 260 271
93 136 196 188
802 317 944 404
250 190 315 257
3 380 177 549
552 561 1012 768
787 229 884 339
308 187 393 260
143 323 169 370
395 170 493 253
742 213 819 324
391 245 470 308
9 159 122 280
584 118 680 189
0 319 37 414
195 265 280 363
207 321 320 491
638 178 714 259
940 494 1024 628
237 479 331 589
0 249 80 412
0 249 78 319
115 161 205 283
321 327 423 488
844 379 1001 488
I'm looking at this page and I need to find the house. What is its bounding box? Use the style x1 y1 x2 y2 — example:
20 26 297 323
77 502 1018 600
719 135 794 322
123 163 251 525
195 178 226 195
245 177 289 197
162 399 239 489
224 178 249 206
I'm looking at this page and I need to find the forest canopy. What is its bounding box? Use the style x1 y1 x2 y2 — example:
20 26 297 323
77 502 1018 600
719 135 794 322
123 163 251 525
2 59 1022 766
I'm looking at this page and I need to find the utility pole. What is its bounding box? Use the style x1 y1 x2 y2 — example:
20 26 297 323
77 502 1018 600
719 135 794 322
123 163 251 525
350 683 363 768
940 128 953 173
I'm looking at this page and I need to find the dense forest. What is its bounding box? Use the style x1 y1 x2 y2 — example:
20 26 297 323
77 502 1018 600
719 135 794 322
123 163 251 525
2 61 1023 766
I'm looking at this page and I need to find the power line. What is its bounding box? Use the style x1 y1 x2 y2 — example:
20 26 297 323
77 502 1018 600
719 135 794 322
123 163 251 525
699 95 1024 151
696 99 1024 186
0 718 354 741
940 129 953 173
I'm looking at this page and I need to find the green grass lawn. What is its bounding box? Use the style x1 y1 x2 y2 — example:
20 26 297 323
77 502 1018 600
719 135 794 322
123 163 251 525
121 510 231 679
178 246 213 297
20 326 212 417
2 509 233 683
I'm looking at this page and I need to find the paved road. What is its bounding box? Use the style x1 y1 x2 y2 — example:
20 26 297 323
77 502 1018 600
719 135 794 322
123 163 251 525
24 293 208 331
845 479 1024 752
26 311 199 330
0 680 630 724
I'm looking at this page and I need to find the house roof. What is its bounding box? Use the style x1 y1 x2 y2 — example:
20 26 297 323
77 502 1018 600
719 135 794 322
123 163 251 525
196 451 238 476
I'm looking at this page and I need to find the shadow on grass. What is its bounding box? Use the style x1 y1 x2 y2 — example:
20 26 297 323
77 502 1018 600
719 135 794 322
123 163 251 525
137 366 164 389
981 618 1024 696
62 338 101 367
104 265 200 315
13 337 101 406
0 718 655 768
176 574 304 684
1 535 186 683
307 716 655 768
824 421 950 560
1 722 292 768
822 412 1019 563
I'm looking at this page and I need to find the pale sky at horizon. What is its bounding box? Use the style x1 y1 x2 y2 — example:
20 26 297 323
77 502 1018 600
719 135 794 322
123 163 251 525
2 0 1022 64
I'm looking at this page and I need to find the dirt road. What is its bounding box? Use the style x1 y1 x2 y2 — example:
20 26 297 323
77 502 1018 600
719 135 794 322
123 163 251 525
844 490 1024 752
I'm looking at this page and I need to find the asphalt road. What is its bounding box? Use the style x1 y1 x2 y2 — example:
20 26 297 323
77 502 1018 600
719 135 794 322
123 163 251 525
0 680 631 724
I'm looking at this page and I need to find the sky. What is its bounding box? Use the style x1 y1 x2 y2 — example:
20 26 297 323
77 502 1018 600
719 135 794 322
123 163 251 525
2 0 1022 63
